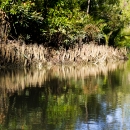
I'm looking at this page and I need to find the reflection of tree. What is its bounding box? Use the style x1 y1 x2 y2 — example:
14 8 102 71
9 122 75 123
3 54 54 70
3 85 83 129
0 73 96 129
4 87 48 129
0 89 9 126
78 66 125 125
0 62 128 129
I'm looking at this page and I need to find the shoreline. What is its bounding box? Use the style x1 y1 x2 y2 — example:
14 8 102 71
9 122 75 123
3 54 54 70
0 40 128 69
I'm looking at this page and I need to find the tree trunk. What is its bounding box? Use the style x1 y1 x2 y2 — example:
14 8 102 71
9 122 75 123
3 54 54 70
87 0 91 14
104 31 113 46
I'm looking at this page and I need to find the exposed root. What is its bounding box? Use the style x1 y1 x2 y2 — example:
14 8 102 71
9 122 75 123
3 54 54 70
0 40 128 68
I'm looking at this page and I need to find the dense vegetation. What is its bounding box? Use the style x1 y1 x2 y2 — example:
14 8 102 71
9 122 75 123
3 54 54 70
0 0 130 47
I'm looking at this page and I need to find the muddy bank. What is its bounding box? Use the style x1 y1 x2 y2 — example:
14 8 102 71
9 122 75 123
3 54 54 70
0 40 128 69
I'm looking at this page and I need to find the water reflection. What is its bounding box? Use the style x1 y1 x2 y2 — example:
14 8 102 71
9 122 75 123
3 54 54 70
0 61 130 130
0 62 125 91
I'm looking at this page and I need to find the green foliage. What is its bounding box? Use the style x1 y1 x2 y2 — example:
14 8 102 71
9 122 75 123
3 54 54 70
0 0 130 46
114 1 130 47
47 6 88 38
0 0 44 41
114 27 130 47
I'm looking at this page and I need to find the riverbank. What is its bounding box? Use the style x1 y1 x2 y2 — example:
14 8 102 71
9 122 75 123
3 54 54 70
0 40 128 69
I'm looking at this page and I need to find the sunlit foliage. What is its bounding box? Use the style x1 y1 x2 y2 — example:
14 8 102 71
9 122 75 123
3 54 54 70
0 0 130 46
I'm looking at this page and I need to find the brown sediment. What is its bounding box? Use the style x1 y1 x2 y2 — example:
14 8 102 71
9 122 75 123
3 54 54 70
0 39 128 69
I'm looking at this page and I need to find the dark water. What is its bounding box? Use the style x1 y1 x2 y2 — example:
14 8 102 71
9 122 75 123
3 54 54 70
0 62 130 130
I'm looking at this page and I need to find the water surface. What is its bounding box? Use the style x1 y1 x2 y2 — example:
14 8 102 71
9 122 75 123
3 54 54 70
0 62 130 130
